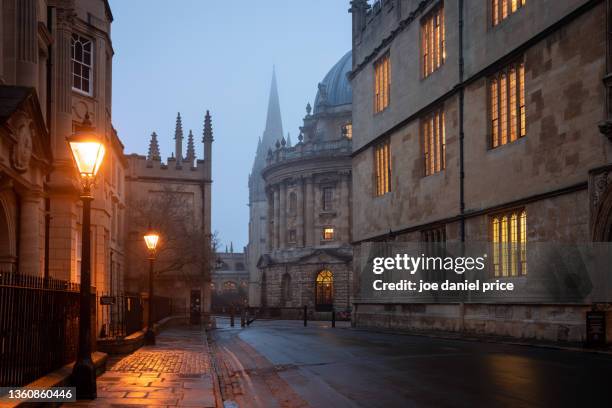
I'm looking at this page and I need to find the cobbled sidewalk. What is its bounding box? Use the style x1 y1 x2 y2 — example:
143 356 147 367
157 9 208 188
67 326 219 407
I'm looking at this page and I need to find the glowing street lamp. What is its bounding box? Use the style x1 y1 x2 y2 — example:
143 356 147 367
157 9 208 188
143 230 160 345
67 113 105 400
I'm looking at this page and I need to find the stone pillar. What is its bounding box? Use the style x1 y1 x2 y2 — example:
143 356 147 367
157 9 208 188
340 171 351 243
48 6 78 282
305 175 314 246
279 182 287 249
19 191 43 276
273 185 280 250
296 178 304 247
15 0 38 88
266 189 274 252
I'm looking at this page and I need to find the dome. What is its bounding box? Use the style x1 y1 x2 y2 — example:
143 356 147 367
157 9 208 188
313 51 352 113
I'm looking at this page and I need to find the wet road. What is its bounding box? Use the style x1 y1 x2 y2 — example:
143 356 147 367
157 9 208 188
210 318 612 408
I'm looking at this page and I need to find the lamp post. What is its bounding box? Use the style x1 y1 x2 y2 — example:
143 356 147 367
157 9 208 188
143 230 160 345
67 113 106 400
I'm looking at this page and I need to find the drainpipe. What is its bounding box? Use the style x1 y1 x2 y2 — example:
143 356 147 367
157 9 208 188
458 0 466 242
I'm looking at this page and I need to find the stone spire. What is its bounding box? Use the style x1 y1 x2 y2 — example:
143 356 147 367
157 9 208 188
147 131 161 161
262 67 284 151
286 132 292 147
174 112 184 165
185 129 196 166
203 110 213 178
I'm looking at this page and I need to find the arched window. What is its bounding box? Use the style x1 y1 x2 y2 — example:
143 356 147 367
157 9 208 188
315 270 334 311
289 192 297 216
223 281 237 292
281 273 292 305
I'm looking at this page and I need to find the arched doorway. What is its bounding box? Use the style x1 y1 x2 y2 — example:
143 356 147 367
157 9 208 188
260 272 267 307
280 273 292 305
315 270 334 311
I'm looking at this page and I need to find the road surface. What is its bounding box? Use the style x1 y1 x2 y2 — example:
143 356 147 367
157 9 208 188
210 317 612 408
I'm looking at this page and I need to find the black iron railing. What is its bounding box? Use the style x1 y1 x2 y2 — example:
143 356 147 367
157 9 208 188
0 272 94 387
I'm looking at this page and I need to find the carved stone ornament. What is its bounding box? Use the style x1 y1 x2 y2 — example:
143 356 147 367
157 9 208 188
598 120 612 143
10 116 34 173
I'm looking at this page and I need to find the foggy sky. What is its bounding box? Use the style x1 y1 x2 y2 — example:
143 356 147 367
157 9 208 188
109 0 351 251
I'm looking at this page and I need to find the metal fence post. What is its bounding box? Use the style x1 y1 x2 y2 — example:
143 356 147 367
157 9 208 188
332 309 336 328
240 307 246 327
230 305 235 327
303 305 308 327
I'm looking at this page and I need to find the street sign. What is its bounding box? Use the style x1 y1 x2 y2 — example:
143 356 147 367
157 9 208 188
586 311 606 347
100 296 116 305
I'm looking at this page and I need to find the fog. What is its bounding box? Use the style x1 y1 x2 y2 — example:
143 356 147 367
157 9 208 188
109 0 351 250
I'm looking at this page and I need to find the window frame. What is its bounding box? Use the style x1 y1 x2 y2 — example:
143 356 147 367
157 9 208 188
71 33 95 96
322 227 335 241
322 187 334 211
490 208 527 278
422 106 446 176
491 0 527 28
373 139 392 196
488 60 526 149
420 1 445 78
373 53 391 114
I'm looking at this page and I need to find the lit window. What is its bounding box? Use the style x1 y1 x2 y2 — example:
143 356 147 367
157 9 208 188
423 107 446 176
493 0 526 26
322 187 334 211
342 123 353 140
490 62 526 148
316 270 334 308
421 3 445 77
223 281 237 292
374 54 391 113
323 227 334 241
491 209 527 277
71 33 93 95
374 140 391 196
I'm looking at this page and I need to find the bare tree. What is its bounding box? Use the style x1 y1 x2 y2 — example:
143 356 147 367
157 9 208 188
127 185 217 285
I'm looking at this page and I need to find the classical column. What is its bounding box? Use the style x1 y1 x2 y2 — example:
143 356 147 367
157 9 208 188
305 175 315 246
15 0 38 88
273 185 280 250
267 188 274 252
296 177 304 247
19 191 43 276
279 182 287 249
340 171 351 243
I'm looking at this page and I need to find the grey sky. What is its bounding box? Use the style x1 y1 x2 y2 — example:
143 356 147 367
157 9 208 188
110 0 352 251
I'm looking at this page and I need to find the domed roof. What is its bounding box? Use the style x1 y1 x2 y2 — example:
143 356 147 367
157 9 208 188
314 51 352 113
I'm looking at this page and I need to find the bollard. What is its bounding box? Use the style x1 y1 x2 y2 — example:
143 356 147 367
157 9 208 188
332 309 335 328
303 305 308 327
240 307 245 327
230 305 235 327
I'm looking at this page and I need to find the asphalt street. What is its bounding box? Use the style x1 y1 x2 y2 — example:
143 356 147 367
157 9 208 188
211 317 612 408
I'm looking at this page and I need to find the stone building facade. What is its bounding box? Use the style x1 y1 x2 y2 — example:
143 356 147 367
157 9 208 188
0 0 126 335
349 0 612 342
257 53 354 314
211 248 249 311
125 112 213 319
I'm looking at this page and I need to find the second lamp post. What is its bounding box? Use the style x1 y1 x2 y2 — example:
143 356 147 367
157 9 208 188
143 231 160 345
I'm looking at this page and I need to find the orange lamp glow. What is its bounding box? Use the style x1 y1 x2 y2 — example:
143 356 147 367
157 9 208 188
144 232 160 252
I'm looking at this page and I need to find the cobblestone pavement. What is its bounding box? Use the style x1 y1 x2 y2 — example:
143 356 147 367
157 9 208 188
67 326 219 407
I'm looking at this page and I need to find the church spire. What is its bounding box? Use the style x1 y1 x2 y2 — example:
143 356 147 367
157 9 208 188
174 112 184 165
185 129 196 166
147 131 161 161
262 67 284 151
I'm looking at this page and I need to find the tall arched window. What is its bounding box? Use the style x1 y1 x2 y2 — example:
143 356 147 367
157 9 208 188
315 270 334 311
281 273 292 305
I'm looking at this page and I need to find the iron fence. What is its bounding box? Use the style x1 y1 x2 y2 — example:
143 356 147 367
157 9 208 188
0 272 94 387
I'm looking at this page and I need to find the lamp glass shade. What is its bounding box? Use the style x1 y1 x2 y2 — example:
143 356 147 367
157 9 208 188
144 233 160 251
68 139 106 178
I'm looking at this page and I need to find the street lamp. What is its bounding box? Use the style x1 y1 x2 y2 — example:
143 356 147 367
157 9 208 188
143 230 160 345
67 113 106 400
